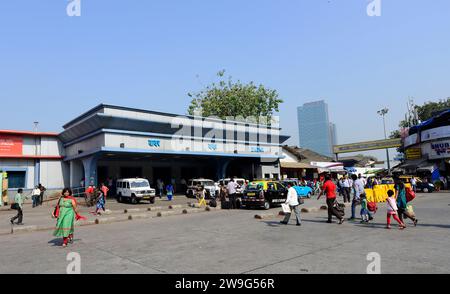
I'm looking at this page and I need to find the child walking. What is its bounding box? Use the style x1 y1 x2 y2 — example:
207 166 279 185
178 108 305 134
360 194 369 223
386 190 406 230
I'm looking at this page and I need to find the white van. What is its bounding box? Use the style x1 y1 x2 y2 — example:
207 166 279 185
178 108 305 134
116 178 156 204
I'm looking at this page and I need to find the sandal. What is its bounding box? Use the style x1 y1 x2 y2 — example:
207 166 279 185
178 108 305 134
413 219 418 227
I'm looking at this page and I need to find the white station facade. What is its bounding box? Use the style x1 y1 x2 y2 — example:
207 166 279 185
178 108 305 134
1 104 289 190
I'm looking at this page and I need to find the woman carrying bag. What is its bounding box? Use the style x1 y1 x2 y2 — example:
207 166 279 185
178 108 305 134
52 188 86 247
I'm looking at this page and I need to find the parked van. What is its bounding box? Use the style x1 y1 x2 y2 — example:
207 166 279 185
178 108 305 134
116 178 156 204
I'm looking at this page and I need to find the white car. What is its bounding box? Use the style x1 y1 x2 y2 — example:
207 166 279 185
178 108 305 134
116 178 156 204
186 179 218 199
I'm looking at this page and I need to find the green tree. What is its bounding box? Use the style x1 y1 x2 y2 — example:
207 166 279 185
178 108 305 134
415 98 450 121
187 70 283 124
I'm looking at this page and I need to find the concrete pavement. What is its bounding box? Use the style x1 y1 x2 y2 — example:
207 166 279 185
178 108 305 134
1 192 449 274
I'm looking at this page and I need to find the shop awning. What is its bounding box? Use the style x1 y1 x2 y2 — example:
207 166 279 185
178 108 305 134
280 162 318 169
393 159 435 173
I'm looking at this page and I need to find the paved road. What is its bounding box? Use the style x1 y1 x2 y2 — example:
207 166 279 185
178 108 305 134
1 192 449 274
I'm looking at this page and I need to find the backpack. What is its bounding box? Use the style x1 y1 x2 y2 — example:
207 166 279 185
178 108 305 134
367 202 378 212
209 199 217 208
405 188 416 203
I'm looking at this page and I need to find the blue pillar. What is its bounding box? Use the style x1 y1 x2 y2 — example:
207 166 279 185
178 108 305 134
82 155 99 188
34 160 40 187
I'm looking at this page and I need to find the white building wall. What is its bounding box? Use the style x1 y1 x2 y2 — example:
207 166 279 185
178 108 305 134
40 160 69 189
65 134 105 157
22 137 39 156
104 133 277 157
41 137 65 156
103 107 278 137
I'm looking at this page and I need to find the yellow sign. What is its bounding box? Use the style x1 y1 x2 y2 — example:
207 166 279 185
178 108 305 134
405 148 422 160
333 138 402 154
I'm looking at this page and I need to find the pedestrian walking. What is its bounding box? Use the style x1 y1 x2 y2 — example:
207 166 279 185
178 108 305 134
340 175 351 203
157 179 164 198
38 183 46 206
318 175 344 224
52 188 85 247
85 184 95 207
32 186 41 208
10 189 29 225
350 174 365 221
100 183 109 202
386 190 406 229
410 176 417 193
227 178 239 209
166 183 174 201
395 181 418 226
280 183 302 226
95 189 106 216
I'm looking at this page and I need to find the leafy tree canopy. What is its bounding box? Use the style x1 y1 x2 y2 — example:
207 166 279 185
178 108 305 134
187 70 283 124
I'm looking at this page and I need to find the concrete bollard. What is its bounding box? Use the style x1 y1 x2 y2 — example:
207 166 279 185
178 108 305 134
254 213 276 220
320 206 328 210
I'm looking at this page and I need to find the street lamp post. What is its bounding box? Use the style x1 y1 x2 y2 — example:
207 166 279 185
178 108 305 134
377 108 391 174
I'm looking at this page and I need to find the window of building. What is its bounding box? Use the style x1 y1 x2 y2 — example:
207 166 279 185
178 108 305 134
6 171 26 189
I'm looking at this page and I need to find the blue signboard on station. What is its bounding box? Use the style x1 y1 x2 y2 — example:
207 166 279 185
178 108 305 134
148 140 161 147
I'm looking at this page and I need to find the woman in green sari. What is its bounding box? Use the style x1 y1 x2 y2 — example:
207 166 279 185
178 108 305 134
53 188 78 247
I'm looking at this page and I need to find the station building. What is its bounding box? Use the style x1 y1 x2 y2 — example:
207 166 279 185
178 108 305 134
0 104 289 190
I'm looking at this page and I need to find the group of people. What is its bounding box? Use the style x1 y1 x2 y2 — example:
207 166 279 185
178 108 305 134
31 184 47 208
85 183 110 215
281 174 420 230
156 179 176 199
218 179 249 209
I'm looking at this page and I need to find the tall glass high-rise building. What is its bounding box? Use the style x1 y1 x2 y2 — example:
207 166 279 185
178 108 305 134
297 100 337 158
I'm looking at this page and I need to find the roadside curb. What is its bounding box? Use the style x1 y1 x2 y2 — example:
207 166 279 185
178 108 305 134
0 204 221 236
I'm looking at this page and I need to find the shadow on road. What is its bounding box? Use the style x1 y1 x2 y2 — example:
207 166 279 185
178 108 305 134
48 238 62 247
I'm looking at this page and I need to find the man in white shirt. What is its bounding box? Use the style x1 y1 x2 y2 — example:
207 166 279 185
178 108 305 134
32 186 41 208
226 179 239 209
280 183 302 226
410 177 417 192
341 175 351 203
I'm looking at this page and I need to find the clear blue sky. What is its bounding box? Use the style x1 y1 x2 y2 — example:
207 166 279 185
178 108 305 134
1 0 449 161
